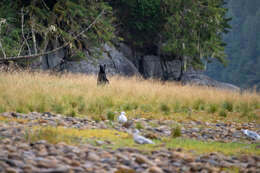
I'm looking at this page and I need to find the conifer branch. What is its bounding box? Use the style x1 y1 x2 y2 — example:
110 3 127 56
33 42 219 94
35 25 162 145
0 9 105 62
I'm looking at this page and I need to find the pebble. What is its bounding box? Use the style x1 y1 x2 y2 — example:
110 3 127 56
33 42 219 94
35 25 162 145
87 152 100 161
148 166 164 173
133 154 155 166
5 167 19 173
115 165 136 173
0 112 258 173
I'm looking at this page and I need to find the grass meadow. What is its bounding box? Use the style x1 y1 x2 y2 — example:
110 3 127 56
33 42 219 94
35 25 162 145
1 71 260 157
0 71 259 123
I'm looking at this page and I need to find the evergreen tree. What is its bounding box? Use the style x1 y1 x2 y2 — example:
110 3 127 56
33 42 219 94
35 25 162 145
207 0 260 89
0 0 115 61
112 0 230 76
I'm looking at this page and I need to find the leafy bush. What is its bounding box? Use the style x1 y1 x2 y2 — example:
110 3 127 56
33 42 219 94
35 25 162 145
0 0 115 59
113 0 230 68
193 99 205 111
107 111 115 121
207 104 218 114
222 101 233 112
219 109 227 117
171 126 182 138
160 103 170 114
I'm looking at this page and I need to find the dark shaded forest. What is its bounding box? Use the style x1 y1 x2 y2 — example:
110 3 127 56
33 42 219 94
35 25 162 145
207 0 260 90
0 0 230 75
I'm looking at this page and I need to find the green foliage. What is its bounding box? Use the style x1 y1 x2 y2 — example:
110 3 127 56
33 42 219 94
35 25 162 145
0 0 230 71
219 109 227 117
207 0 260 90
171 125 182 138
112 0 162 48
106 111 115 121
160 103 170 114
207 104 218 114
193 99 205 111
0 0 115 59
113 0 230 68
222 100 233 112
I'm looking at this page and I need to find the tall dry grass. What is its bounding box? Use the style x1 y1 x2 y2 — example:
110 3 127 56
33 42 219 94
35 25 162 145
0 71 259 122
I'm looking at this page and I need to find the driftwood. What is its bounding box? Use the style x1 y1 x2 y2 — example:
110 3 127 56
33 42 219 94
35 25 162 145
97 64 109 86
0 9 105 63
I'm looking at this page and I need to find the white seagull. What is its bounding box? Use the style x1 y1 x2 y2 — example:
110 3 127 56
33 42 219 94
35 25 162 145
132 129 154 144
117 111 127 123
242 129 260 140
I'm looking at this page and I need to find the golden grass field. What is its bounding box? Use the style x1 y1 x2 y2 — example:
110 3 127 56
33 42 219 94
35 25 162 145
1 71 260 157
0 71 259 123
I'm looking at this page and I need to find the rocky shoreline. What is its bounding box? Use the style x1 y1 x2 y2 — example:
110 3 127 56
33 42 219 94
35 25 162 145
0 112 259 173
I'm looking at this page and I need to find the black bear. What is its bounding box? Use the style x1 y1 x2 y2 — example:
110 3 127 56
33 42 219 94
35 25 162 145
97 64 109 85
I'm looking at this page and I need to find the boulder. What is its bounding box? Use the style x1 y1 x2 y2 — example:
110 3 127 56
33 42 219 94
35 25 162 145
40 44 139 76
117 43 240 91
38 42 240 91
181 73 240 91
140 55 181 80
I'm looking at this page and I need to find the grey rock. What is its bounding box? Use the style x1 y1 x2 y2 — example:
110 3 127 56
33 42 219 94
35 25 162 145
63 44 139 77
32 167 71 173
141 55 181 80
181 73 240 91
87 152 100 161
208 159 219 166
33 41 240 90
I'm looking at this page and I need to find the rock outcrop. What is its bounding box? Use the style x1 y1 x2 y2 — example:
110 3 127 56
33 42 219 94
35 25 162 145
181 73 240 91
40 42 239 91
41 44 139 76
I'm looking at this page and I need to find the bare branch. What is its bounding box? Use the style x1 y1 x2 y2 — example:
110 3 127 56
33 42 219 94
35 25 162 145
0 19 7 59
31 20 37 55
0 41 6 59
21 7 31 55
17 40 25 57
0 9 105 62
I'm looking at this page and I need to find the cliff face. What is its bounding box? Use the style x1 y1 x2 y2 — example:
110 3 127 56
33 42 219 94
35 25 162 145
39 43 239 91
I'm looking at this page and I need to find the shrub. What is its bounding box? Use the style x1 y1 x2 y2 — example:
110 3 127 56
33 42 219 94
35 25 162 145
207 104 218 114
193 99 205 111
222 100 233 112
160 103 170 114
219 109 227 117
67 109 77 117
171 126 182 138
107 111 115 121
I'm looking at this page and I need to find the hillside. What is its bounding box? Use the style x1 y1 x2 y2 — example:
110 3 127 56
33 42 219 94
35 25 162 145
0 0 230 83
207 0 260 90
0 1 260 172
